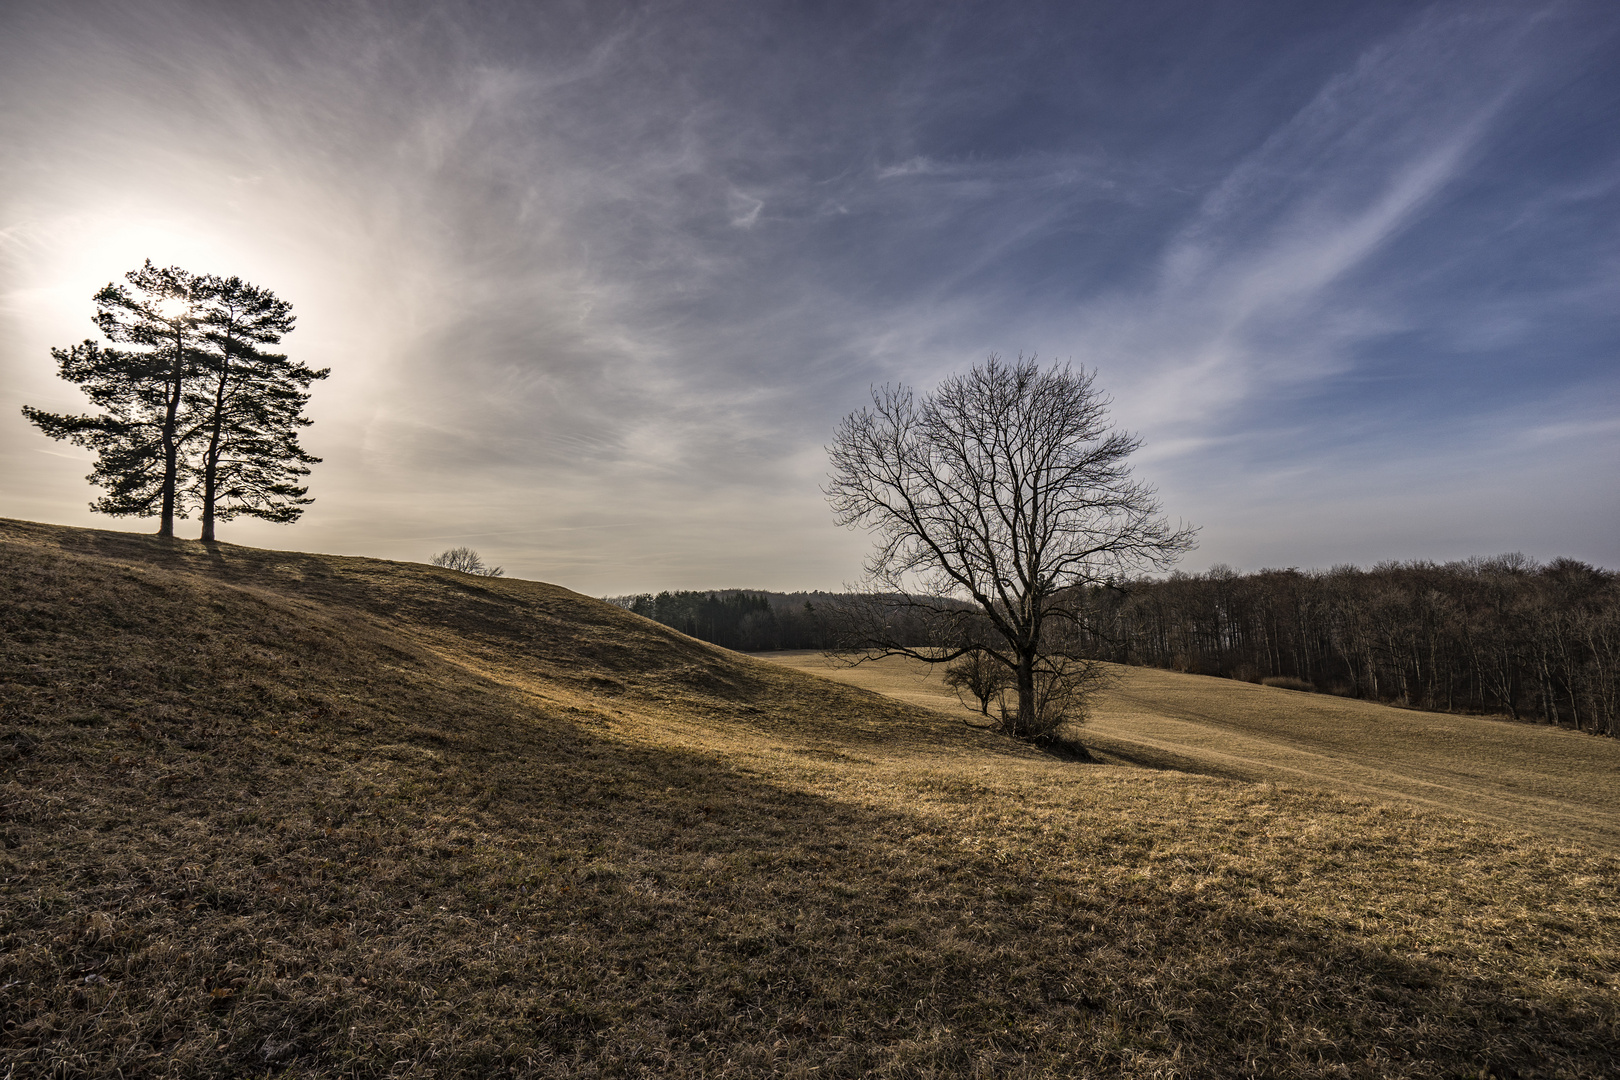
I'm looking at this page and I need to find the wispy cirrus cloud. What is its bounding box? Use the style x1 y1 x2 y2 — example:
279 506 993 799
1075 7 1533 428
2 0 1615 587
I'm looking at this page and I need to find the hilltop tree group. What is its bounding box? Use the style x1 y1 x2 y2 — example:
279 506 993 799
23 260 327 540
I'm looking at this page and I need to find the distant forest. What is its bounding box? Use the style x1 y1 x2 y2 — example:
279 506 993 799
612 554 1618 737
606 590 851 653
1075 557 1618 737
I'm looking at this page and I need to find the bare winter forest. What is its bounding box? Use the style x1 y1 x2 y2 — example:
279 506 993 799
617 555 1619 737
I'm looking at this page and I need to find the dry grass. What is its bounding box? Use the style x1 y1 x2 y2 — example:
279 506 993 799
3 518 1618 1078
763 653 1620 852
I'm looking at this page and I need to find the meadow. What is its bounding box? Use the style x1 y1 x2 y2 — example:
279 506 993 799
3 518 1617 1078
759 653 1620 853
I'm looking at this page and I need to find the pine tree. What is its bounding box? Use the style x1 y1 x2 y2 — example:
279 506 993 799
188 275 328 542
22 262 203 536
23 261 328 541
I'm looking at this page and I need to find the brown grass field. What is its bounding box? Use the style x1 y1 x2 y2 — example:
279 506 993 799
757 653 1620 854
2 518 1618 1078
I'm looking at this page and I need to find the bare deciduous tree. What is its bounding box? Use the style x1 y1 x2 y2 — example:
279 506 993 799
942 649 1013 716
430 547 504 577
827 354 1194 743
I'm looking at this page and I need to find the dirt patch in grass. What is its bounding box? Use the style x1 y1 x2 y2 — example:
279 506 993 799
4 519 1618 1078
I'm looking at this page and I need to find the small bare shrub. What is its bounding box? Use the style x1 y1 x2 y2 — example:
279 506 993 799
998 656 1108 740
430 547 504 577
1261 675 1316 693
942 650 1012 716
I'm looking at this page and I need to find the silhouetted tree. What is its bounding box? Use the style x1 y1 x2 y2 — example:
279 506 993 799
188 275 327 541
23 261 326 542
827 354 1195 742
431 547 504 577
23 261 204 536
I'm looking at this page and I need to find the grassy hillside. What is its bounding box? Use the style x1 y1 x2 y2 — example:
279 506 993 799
762 653 1620 852
3 518 1618 1078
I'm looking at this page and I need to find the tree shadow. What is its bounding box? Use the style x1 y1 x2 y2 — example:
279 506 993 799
1079 732 1264 781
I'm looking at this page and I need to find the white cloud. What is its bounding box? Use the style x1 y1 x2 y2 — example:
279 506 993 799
726 188 764 228
1059 9 1529 436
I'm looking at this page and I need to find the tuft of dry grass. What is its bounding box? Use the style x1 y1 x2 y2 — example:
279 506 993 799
3 518 1618 1078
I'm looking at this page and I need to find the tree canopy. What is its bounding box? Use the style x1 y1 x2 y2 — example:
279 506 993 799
188 274 325 541
24 262 203 536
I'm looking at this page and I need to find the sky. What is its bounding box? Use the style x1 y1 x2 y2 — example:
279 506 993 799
2 0 1617 594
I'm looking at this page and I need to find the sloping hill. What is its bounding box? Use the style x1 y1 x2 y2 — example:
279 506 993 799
3 518 1618 1079
760 653 1620 851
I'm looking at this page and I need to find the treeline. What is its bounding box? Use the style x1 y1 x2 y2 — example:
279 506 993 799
607 590 834 652
1077 556 1619 735
607 590 954 653
618 555 1619 737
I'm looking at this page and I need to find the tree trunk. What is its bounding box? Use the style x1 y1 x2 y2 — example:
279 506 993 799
157 325 185 538
1014 650 1037 738
200 478 215 541
200 374 227 543
157 427 176 538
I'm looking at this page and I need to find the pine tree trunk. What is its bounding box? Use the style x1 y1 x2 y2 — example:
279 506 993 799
200 375 227 543
157 437 176 538
200 461 216 542
157 324 185 538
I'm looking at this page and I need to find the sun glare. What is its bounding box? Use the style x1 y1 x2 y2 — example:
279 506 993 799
155 297 190 320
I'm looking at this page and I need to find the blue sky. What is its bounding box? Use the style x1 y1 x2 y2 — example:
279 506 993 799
2 0 1616 592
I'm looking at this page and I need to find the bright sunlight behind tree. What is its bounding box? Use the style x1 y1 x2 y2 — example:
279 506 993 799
22 261 326 542
23 262 204 537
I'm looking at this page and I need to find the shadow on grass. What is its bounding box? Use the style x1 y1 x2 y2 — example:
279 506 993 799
3 517 1615 1078
1081 731 1264 782
1027 733 1099 764
7 693 1613 1078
